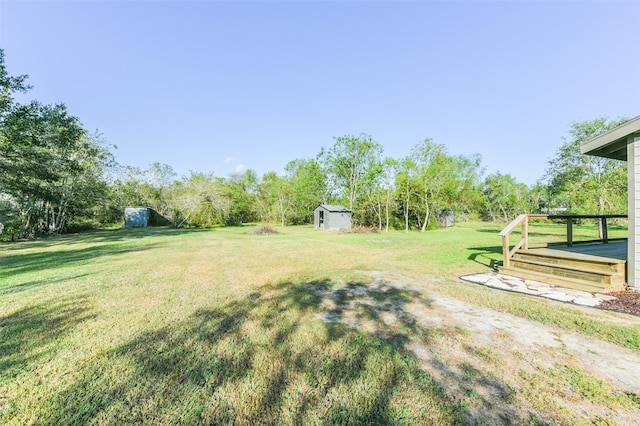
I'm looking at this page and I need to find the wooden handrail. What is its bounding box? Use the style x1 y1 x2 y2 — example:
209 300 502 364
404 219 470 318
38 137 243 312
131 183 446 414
499 213 627 269
498 214 547 237
499 215 548 268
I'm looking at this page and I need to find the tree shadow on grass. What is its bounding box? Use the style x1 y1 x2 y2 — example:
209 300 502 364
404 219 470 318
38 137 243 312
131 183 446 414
31 278 542 425
0 273 92 296
0 242 162 284
0 296 94 380
467 246 503 270
0 226 206 251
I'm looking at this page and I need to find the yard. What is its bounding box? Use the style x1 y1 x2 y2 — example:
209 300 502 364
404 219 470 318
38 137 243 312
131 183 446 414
1 222 639 425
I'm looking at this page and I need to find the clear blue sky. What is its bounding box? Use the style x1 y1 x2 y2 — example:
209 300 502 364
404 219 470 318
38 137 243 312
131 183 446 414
1 1 638 185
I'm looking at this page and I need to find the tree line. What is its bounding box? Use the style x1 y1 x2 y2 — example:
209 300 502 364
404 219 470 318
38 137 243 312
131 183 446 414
0 50 629 239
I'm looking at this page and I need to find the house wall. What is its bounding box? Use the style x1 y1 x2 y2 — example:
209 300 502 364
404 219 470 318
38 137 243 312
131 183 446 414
628 138 640 290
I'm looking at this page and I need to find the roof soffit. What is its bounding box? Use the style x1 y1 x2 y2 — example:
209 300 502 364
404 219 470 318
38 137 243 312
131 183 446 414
581 116 640 161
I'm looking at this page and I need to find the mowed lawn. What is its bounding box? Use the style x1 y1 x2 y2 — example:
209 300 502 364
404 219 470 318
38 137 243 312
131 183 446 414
1 222 638 425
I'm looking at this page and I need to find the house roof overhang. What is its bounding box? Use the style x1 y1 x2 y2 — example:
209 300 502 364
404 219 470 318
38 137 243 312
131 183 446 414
580 115 640 161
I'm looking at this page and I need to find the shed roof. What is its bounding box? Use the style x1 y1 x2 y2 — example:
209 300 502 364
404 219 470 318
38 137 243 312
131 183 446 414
317 204 351 213
580 115 640 161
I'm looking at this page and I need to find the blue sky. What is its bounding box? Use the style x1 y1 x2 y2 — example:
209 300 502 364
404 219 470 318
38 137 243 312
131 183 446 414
1 1 638 185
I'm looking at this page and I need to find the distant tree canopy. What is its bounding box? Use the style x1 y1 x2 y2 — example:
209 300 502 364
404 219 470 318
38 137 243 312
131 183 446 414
318 133 384 214
0 49 631 239
481 173 530 222
0 51 112 238
544 118 628 214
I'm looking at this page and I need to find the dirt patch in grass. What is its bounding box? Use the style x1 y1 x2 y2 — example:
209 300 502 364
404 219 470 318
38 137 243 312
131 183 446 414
601 291 640 315
247 226 280 235
339 225 379 234
313 271 640 425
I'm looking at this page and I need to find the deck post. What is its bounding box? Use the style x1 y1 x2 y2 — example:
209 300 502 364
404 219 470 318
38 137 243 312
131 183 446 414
502 234 510 268
567 218 573 247
601 217 609 243
522 215 529 250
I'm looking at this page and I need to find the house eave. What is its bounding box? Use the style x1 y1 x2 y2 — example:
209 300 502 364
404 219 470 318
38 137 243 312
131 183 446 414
580 115 640 161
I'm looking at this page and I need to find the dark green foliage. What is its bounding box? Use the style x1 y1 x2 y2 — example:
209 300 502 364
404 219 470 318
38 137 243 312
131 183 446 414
0 48 629 237
285 158 328 225
0 50 113 237
544 118 628 214
318 133 384 218
481 173 531 222
0 49 30 115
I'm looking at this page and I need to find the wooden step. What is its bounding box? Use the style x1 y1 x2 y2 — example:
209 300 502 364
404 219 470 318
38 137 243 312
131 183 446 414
510 258 616 285
500 248 627 293
499 266 624 293
513 249 625 274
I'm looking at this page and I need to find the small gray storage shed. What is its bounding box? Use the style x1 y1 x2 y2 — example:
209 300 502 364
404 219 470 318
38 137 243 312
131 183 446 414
314 204 352 231
125 207 150 228
125 207 171 228
437 209 455 227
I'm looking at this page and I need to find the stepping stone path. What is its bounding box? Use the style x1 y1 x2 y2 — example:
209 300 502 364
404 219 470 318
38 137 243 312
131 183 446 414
461 272 618 307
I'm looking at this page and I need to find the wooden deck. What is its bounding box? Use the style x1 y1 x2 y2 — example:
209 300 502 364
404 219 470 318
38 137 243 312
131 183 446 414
500 241 628 293
549 240 627 261
499 215 628 293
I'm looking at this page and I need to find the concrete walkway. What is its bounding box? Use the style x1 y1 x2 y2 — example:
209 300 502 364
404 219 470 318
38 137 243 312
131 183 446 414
460 272 618 307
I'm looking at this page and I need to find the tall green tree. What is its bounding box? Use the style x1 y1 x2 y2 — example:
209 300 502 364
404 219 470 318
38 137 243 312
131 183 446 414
450 153 484 220
285 158 328 224
109 166 148 212
253 171 293 225
318 133 383 215
223 170 258 225
163 172 228 228
0 101 106 236
481 173 530 222
144 162 177 215
57 130 114 230
411 140 451 231
0 48 30 116
367 157 397 232
545 118 628 215
0 49 115 237
395 156 419 233
410 140 483 231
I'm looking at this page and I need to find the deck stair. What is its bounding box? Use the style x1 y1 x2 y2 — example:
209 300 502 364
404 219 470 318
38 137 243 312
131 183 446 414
500 248 626 293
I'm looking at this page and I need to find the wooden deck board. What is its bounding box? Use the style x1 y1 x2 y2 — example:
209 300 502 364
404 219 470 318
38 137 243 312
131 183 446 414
547 240 627 261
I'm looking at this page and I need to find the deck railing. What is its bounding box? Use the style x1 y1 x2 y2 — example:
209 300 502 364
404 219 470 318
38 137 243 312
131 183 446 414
498 214 627 268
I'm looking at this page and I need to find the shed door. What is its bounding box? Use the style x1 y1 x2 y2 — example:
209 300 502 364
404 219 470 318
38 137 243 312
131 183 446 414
319 210 324 227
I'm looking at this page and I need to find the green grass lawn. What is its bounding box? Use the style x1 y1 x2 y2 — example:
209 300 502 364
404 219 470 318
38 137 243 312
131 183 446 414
1 222 638 424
